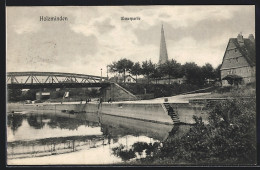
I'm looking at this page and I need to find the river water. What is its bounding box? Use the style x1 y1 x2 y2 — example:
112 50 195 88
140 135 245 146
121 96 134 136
7 111 191 165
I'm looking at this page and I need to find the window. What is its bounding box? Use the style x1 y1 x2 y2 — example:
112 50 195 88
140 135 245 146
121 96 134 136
235 49 237 52
236 58 239 62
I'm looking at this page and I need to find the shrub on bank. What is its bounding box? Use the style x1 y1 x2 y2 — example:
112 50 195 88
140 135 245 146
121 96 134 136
112 98 256 165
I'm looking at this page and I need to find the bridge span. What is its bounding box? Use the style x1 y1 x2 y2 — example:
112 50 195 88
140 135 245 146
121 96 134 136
6 71 109 89
7 71 138 102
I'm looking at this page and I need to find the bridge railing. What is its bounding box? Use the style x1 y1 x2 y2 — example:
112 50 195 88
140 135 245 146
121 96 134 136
6 72 108 85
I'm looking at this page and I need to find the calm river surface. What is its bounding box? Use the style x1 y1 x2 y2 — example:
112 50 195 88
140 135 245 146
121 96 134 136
7 111 190 165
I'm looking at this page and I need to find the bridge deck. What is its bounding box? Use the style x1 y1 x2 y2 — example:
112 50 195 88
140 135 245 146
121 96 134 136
7 83 110 89
7 71 110 89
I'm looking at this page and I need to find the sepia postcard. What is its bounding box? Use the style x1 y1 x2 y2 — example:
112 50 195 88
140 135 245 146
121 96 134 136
6 5 256 166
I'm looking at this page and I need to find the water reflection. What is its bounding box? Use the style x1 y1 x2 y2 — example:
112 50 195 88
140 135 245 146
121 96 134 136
111 124 192 162
47 116 89 130
27 114 45 129
7 111 190 164
7 114 23 135
112 141 161 162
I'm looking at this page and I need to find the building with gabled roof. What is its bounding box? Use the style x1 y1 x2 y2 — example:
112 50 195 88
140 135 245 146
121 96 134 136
220 33 255 86
109 74 136 83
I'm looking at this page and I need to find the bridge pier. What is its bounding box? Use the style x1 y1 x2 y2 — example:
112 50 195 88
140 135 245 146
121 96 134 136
100 83 137 102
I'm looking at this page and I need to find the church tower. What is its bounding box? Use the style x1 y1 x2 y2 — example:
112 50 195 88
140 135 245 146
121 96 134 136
158 24 168 65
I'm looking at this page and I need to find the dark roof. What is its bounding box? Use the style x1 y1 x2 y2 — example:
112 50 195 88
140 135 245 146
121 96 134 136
110 75 136 81
230 38 256 66
222 74 243 80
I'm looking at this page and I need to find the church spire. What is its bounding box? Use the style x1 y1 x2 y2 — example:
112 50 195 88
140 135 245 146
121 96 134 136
159 24 168 65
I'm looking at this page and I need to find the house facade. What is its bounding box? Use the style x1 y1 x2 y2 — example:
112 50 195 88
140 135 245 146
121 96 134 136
151 76 187 84
109 75 136 83
220 33 255 86
125 75 136 83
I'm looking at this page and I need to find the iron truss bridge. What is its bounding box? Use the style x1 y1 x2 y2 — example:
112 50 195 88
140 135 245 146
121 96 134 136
6 72 110 89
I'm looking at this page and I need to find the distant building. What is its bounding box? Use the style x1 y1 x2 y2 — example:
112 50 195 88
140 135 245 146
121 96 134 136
158 25 169 65
36 92 51 100
125 75 136 83
220 33 255 86
109 75 136 83
151 76 187 85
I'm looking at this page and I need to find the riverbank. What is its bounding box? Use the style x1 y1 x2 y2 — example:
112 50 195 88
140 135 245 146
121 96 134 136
7 92 211 125
109 97 257 165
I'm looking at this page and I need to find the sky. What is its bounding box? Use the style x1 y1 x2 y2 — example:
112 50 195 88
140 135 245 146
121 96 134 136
6 6 255 77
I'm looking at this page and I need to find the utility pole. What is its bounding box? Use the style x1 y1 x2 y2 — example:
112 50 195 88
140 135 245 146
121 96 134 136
101 68 103 81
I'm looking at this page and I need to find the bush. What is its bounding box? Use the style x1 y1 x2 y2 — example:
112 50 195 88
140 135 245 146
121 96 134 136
112 98 256 165
160 98 256 165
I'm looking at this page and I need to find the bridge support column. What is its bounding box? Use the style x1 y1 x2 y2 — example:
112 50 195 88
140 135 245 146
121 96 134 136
100 83 137 102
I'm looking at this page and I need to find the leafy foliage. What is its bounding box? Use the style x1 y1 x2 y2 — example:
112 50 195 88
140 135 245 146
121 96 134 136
108 58 134 83
112 98 256 165
182 62 203 85
214 64 222 80
141 60 156 84
109 58 220 86
162 98 256 165
7 89 22 101
201 63 215 80
158 59 183 83
130 62 142 82
112 144 136 162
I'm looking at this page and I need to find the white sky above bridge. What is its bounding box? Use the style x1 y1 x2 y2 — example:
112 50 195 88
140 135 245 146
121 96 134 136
6 6 255 77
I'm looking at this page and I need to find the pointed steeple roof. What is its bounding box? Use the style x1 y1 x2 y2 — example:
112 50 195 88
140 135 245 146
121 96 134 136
159 24 168 65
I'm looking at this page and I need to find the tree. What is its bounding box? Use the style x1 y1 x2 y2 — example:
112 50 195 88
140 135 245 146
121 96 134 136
22 89 38 101
89 88 99 97
108 58 134 83
214 64 222 80
110 98 256 165
141 60 155 84
182 62 203 85
150 67 163 84
201 63 215 81
159 59 182 84
130 62 142 83
7 89 22 102
108 61 118 73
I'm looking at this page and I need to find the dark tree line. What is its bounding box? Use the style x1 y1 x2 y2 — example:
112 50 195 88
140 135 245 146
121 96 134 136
108 58 221 85
7 88 100 102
